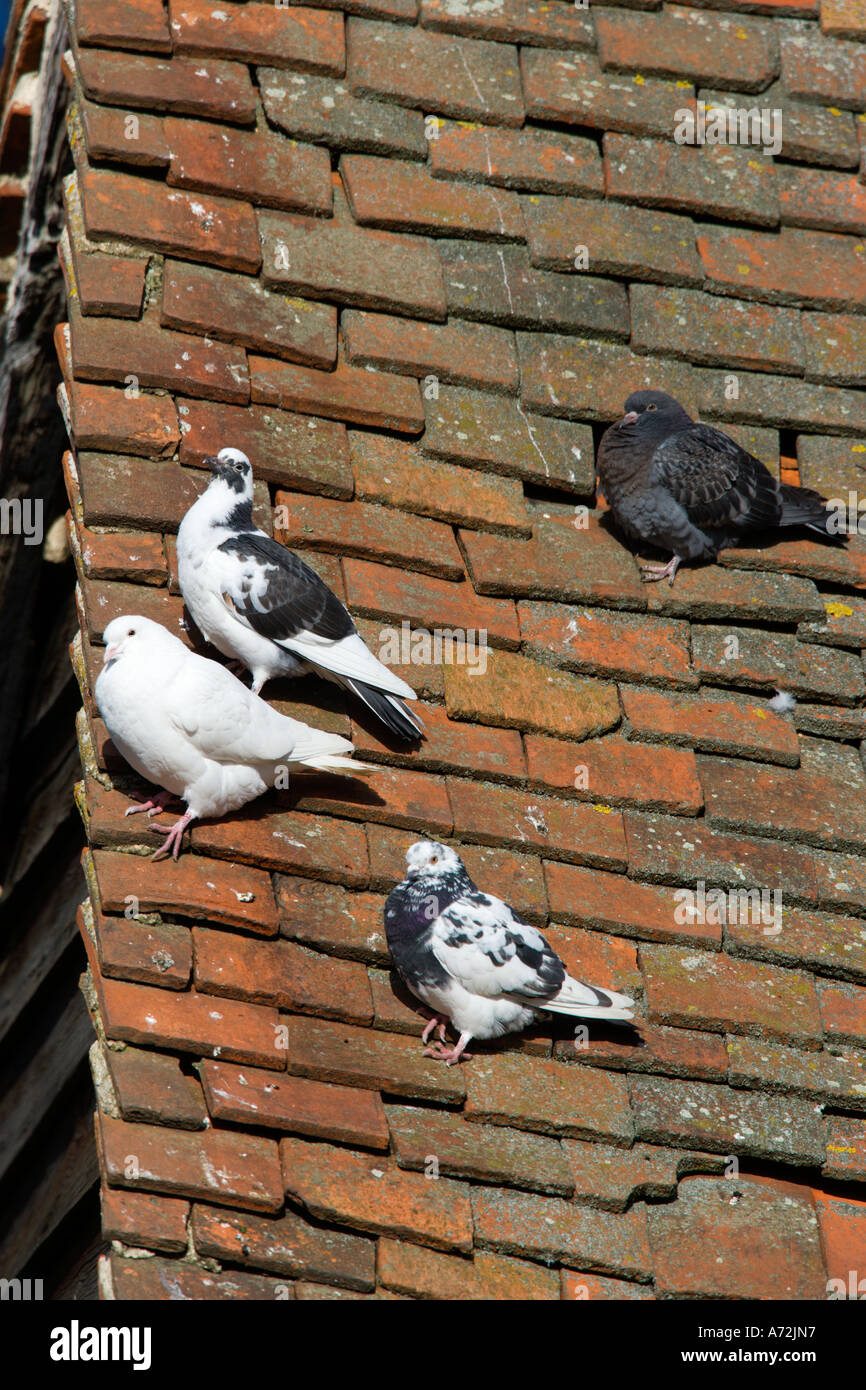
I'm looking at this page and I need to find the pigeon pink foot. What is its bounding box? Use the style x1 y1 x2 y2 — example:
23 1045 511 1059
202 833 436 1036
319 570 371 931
421 1015 447 1046
423 1031 473 1066
151 810 195 861
639 555 681 586
125 790 181 818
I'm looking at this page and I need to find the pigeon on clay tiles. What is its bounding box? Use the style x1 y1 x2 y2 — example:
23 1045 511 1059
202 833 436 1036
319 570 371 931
176 447 423 741
597 390 844 586
95 615 373 861
384 841 635 1065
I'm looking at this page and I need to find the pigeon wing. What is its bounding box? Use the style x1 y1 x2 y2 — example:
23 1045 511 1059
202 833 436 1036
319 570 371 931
214 532 416 699
430 893 567 1003
165 650 344 765
651 424 782 533
216 532 355 643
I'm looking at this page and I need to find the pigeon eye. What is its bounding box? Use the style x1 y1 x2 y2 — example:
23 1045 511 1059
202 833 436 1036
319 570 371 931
430 855 439 864
647 403 657 411
127 628 135 636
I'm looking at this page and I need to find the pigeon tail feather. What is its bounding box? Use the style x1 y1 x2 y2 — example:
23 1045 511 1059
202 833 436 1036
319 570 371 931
565 1003 635 1023
778 482 843 541
297 753 377 775
542 980 635 1023
347 678 425 741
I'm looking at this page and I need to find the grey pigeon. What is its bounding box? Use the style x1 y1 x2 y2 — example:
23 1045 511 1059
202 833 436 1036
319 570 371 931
95 615 372 860
177 447 423 741
384 841 635 1065
597 390 843 585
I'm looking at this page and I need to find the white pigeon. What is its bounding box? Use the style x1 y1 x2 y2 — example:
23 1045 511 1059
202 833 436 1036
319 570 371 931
384 841 636 1065
94 614 372 860
176 448 423 741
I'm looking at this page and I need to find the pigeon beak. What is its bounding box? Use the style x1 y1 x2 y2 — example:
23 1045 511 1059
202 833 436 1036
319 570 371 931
619 411 639 428
104 643 118 664
202 455 220 473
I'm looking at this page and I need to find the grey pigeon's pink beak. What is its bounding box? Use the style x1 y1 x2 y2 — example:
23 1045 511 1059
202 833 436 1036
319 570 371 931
619 410 639 428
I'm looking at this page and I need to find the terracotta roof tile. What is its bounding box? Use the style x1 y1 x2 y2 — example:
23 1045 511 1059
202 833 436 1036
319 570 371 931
523 49 695 140
814 1191 866 1288
431 121 603 199
727 1034 866 1110
191 1202 376 1290
102 1042 209 1130
101 1187 189 1254
349 435 531 535
280 1138 474 1252
275 875 389 964
64 379 180 456
527 732 702 814
630 1074 826 1163
342 152 526 240
781 28 866 108
79 166 262 270
351 703 527 781
561 1270 653 1300
199 1060 390 1150
78 0 173 55
77 49 257 122
464 1053 633 1144
283 1015 466 1104
98 1111 284 1211
379 1239 560 1300
347 18 525 127
259 197 448 319
605 132 780 227
647 1174 826 1299
63 238 147 317
544 860 722 949
91 846 280 935
342 307 519 394
167 1 346 75
69 303 251 405
439 239 630 338
562 1138 684 1211
564 1021 729 1083
386 1102 574 1195
259 67 428 158
595 5 779 93
472 1185 653 1279
419 0 595 48
92 903 192 990
106 1251 290 1298
251 350 425 432
818 978 866 1045
163 117 334 215
462 517 645 605
698 223 866 314
641 943 823 1044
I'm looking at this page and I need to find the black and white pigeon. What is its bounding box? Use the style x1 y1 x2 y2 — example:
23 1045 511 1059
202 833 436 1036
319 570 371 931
384 841 635 1065
597 390 843 585
95 614 373 861
177 447 423 740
